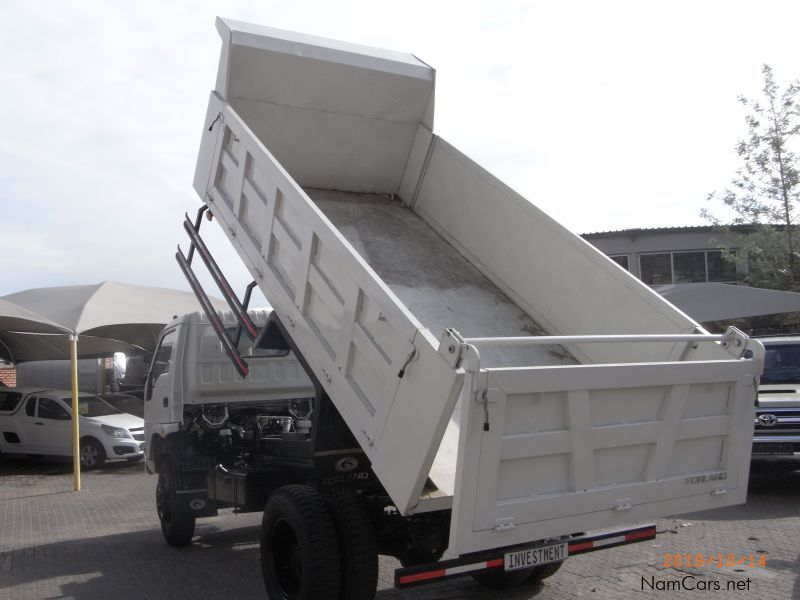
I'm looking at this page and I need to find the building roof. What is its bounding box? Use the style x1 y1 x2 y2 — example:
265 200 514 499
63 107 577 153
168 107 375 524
581 226 714 238
581 224 770 238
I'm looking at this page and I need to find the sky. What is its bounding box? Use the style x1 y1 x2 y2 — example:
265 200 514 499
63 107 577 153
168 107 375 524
2 0 800 303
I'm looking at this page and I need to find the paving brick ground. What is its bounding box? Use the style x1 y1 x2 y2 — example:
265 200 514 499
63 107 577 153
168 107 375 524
0 456 797 600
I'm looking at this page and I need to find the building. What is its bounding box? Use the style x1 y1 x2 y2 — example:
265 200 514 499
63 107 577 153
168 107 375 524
0 360 15 387
581 226 743 286
582 226 800 334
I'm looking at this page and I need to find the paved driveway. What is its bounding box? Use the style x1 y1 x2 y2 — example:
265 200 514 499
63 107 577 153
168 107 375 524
0 456 797 599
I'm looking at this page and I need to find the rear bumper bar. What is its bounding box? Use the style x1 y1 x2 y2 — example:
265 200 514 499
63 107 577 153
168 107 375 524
395 524 656 588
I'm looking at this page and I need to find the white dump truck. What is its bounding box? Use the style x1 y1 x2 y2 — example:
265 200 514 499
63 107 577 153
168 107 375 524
145 17 765 600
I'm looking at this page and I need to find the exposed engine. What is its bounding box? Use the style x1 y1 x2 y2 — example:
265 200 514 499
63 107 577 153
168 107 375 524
183 398 314 465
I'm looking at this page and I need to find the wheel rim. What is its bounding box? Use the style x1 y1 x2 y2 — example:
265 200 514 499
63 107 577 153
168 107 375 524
81 443 98 468
269 518 301 599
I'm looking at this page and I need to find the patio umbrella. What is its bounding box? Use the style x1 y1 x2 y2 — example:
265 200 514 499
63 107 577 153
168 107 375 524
1 282 228 491
0 331 136 363
0 297 69 334
657 283 800 323
0 297 86 489
2 280 227 350
0 298 72 362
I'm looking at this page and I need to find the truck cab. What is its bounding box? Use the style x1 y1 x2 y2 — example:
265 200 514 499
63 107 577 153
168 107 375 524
143 309 316 475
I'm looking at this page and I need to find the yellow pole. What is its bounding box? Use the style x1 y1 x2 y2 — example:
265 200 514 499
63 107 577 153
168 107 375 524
70 334 81 492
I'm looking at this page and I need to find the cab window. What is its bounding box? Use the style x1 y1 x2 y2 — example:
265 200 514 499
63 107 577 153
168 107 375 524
38 397 70 420
0 391 22 413
146 328 178 400
762 343 800 384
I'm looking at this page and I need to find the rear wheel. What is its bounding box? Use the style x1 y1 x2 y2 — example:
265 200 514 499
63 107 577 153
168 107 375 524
261 485 341 600
156 459 196 546
79 438 106 470
472 569 532 589
527 560 564 582
326 492 378 600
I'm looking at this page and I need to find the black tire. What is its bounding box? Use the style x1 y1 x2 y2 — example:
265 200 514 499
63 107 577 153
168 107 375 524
526 560 564 582
398 546 446 568
156 459 196 547
79 438 106 470
326 493 378 600
472 568 532 589
261 485 341 600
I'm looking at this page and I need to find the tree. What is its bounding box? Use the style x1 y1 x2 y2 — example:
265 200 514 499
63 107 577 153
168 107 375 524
703 64 800 291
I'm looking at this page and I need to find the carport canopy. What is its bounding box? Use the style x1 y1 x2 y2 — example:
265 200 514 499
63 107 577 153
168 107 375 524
656 282 800 323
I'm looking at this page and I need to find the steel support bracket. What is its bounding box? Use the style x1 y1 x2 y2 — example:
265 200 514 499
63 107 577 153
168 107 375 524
438 328 466 369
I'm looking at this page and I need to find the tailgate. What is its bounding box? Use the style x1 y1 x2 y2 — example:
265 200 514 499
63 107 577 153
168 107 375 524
451 343 759 555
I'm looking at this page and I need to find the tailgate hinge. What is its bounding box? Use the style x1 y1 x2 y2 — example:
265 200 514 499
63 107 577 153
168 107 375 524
721 326 749 358
438 328 465 368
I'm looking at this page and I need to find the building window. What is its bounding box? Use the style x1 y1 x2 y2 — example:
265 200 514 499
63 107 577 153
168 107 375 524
640 253 672 285
609 255 629 270
707 250 737 282
639 250 737 285
673 251 707 283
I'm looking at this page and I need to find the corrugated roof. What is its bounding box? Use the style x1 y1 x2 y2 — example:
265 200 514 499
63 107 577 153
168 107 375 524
581 224 764 238
581 226 715 238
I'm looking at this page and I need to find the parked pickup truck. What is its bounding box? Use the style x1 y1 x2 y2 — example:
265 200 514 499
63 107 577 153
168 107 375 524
752 336 800 466
0 388 144 468
145 18 765 600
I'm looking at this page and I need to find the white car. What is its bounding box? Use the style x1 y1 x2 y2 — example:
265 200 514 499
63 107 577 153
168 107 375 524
0 387 145 469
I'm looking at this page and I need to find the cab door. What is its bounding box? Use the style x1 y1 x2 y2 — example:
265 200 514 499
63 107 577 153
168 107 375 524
144 327 179 466
34 396 73 455
17 396 72 455
16 396 46 453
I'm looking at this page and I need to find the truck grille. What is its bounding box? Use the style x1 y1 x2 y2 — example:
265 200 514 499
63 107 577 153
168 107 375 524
754 409 800 433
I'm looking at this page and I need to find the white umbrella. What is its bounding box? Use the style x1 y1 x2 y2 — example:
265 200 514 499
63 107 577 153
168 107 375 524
1 281 228 491
0 298 73 362
657 283 800 323
0 330 135 363
0 297 68 333
3 281 227 347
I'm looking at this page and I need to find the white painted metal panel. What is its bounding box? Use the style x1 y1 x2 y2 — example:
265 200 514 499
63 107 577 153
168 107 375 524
180 311 315 404
211 18 435 195
305 188 578 498
307 189 572 370
232 99 419 194
412 137 722 365
450 358 758 555
196 93 461 514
